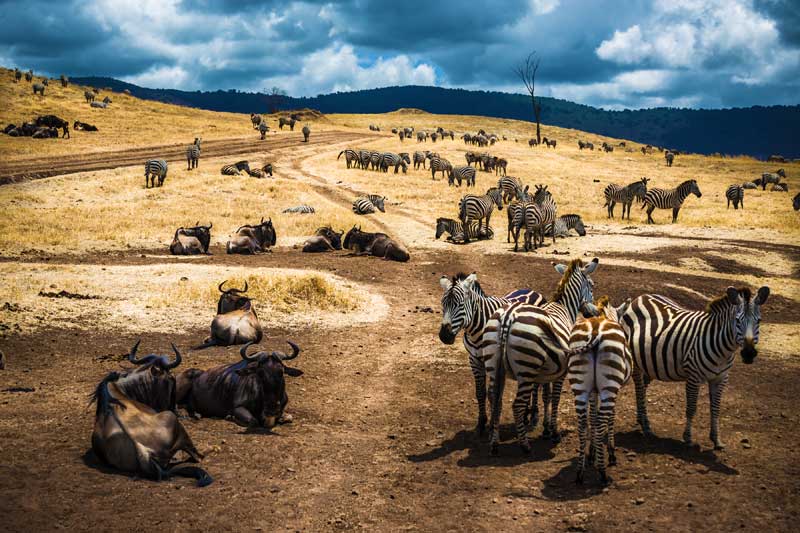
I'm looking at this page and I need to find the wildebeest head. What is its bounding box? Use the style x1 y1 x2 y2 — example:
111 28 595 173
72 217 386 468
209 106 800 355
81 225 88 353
315 226 343 250
217 279 251 314
343 225 364 250
253 217 277 247
181 222 212 252
116 340 183 412
238 341 303 428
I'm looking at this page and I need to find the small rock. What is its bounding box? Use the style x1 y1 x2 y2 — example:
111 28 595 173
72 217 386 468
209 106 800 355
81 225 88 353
742 443 752 449
269 486 280 493
634 498 645 505
351 489 359 496
286 467 296 473
740 438 750 444
492 498 498 504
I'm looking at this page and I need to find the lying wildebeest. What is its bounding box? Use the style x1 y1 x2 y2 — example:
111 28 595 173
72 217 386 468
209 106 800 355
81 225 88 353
90 371 212 486
302 226 344 253
36 115 69 138
226 218 276 254
32 127 59 138
73 120 98 131
170 223 212 255
32 83 45 95
177 341 302 429
194 280 263 349
115 340 183 412
84 90 95 103
343 225 410 262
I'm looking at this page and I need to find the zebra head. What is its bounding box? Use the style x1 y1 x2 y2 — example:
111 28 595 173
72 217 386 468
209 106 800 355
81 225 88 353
373 196 386 213
573 217 587 236
689 179 702 198
434 218 450 240
438 273 478 344
516 185 530 202
553 258 599 316
487 187 504 210
727 286 770 364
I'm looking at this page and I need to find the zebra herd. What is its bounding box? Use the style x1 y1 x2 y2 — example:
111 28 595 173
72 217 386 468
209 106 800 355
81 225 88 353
337 149 410 173
439 258 771 485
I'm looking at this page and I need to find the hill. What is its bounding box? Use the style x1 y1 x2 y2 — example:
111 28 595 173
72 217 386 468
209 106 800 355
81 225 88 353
72 76 800 160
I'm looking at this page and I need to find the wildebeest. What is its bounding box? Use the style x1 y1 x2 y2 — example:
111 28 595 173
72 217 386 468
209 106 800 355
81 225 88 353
115 340 183 412
84 90 95 103
302 125 310 142
32 83 45 96
194 280 263 349
177 341 302 429
31 126 59 139
25 69 32 82
170 223 212 255
14 68 21 82
259 122 268 139
665 151 675 166
226 218 276 254
73 120 98 132
302 226 344 253
343 226 410 262
278 117 296 130
60 74 68 87
528 138 538 147
36 115 69 138
250 113 261 129
90 371 212 486
794 192 800 210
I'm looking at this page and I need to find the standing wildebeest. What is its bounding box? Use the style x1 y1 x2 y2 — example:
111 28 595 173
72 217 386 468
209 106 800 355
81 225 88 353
170 223 212 255
84 90 95 103
761 169 786 190
302 125 310 142
259 122 268 139
60 74 68 87
665 151 675 167
194 281 263 349
528 138 538 148
90 371 212 486
25 69 32 82
36 115 69 138
116 340 183 412
278 117 296 130
250 113 261 129
177 341 302 429
32 83 45 96
226 218 276 254
303 226 344 253
343 226 410 262
14 68 21 82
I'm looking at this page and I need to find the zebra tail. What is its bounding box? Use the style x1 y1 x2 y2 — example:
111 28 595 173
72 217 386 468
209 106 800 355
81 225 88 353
491 312 511 425
337 150 344 160
565 334 600 357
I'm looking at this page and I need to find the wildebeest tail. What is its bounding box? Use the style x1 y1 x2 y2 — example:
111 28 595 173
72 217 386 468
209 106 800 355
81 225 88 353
192 338 217 350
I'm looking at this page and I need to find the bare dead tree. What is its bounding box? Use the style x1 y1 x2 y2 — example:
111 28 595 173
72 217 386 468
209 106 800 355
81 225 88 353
265 86 287 114
514 52 542 144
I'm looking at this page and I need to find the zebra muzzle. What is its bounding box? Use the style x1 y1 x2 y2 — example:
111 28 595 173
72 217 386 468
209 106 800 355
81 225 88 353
439 325 456 345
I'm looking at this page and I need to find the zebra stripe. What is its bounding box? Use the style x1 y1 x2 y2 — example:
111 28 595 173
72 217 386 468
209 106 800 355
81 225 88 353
483 258 599 453
546 214 586 238
429 156 452 180
282 205 316 214
337 149 360 169
458 187 503 243
380 152 410 173
186 138 201 170
144 159 168 188
221 161 251 175
726 184 744 210
413 151 429 170
620 286 770 449
352 194 386 215
498 176 525 203
435 218 493 242
643 179 702 223
448 166 476 187
603 177 648 219
439 273 546 433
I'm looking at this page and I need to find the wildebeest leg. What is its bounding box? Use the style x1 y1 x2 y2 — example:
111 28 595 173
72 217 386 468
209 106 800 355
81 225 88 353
231 406 259 427
646 205 655 224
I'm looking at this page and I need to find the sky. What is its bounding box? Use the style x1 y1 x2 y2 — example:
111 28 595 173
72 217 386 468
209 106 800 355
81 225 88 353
1 0 798 110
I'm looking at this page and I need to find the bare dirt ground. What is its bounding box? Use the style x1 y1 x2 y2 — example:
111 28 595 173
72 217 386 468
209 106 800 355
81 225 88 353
1 128 799 532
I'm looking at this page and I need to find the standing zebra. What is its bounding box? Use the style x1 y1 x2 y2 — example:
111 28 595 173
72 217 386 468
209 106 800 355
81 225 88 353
448 166 476 187
259 122 269 139
380 152 410 173
186 137 201 170
725 184 744 209
302 125 310 142
568 296 632 485
498 176 525 203
620 286 770 449
439 272 545 433
760 169 785 190
458 187 503 243
603 177 649 219
429 156 452 180
352 194 386 215
221 161 251 175
337 149 361 169
413 151 429 170
144 159 168 188
435 218 494 242
484 257 599 453
642 179 702 224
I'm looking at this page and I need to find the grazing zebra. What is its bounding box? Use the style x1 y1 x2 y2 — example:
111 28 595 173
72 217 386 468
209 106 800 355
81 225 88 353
380 152 410 173
726 184 744 209
302 125 310 142
338 149 361 169
221 161 251 175
448 166 476 187
368 151 382 171
429 156 452 180
761 169 785 190
568 296 632 485
642 179 702 224
435 218 494 242
282 205 315 214
458 187 504 243
413 151 429 170
484 257 599 453
620 286 770 450
144 159 168 188
416 131 427 142
278 117 296 130
603 177 649 219
493 158 508 176
439 272 546 433
431 132 438 143
546 214 586 238
665 151 675 166
186 137 201 170
498 176 525 203
259 122 269 139
352 194 386 215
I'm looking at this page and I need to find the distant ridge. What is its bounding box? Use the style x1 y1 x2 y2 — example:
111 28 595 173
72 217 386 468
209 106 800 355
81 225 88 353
72 76 800 159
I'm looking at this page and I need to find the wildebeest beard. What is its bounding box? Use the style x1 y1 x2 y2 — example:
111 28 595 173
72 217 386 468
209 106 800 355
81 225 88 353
182 223 212 252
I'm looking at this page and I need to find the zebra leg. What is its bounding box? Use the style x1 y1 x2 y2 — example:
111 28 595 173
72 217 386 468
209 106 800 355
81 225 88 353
672 207 680 223
575 390 590 484
526 383 540 430
607 404 617 466
709 373 729 450
587 391 597 465
683 377 701 446
468 350 488 435
607 201 614 218
512 381 535 453
596 401 612 486
633 367 652 434
548 378 565 443
487 364 505 456
541 382 552 438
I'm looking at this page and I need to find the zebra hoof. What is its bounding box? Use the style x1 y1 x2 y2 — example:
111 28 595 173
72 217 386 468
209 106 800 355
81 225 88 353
600 473 613 486
542 428 552 439
575 472 584 485
520 441 532 454
490 442 499 456
712 439 726 451
608 452 617 466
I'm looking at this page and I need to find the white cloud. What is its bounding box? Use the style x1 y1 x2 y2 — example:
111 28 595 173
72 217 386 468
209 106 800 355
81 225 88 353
551 69 674 108
124 65 192 89
530 0 560 15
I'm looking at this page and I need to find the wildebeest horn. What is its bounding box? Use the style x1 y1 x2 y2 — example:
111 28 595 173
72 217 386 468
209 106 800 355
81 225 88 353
168 343 182 369
218 280 228 293
240 341 260 361
195 221 199 226
127 339 144 364
279 341 300 361
241 280 248 293
207 222 212 229
261 217 264 224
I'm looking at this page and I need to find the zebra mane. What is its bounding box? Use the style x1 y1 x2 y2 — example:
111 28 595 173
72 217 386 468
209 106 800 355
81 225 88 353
595 295 611 310
452 272 485 297
706 287 750 313
552 258 585 302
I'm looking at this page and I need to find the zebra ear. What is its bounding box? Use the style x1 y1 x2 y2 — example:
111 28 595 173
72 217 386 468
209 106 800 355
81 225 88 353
755 286 770 305
439 276 452 291
462 272 478 289
583 257 599 275
726 286 739 304
616 298 631 318
554 263 567 274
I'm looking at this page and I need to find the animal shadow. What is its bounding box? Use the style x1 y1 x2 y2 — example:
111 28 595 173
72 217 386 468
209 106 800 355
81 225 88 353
613 430 738 475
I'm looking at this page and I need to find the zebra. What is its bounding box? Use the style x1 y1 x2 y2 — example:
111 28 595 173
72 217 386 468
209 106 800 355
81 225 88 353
642 179 702 224
380 152 410 173
726 184 744 209
186 137 201 170
620 286 770 450
493 158 508 176
413 151 429 170
458 187 503 243
282 205 315 214
369 151 382 171
357 150 372 170
337 149 360 169
772 183 789 192
429 156 452 180
250 113 261 129
144 159 168 188
302 125 310 142
484 257 599 453
259 122 269 139
416 131 427 142
25 69 32 82
532 185 557 245
498 176 525 203
435 218 494 243
84 90 95 103
431 132 438 143
568 296 633 485
352 195 386 215
221 161 251 175
603 177 649 219
546 214 586 238
760 169 785 190
448 166 476 187
742 181 757 190
439 272 546 433
278 117 296 130
32 83 45 96
465 152 479 167
665 151 675 166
